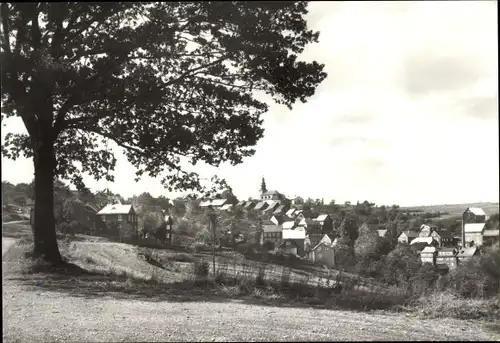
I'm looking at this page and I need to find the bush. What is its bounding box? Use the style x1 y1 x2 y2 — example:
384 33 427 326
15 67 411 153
194 261 210 277
170 253 196 263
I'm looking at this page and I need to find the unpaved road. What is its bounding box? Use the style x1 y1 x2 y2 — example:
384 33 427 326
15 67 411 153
3 278 499 342
2 237 16 257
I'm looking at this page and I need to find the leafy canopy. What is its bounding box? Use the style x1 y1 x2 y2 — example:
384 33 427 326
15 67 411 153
1 2 326 193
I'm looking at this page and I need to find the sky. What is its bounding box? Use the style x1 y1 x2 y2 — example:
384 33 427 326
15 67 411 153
2 1 498 207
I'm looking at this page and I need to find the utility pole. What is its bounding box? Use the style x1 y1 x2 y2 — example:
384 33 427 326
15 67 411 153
207 205 218 276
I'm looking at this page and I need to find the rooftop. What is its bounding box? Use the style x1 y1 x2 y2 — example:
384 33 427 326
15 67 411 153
464 223 486 233
465 207 486 216
97 204 133 215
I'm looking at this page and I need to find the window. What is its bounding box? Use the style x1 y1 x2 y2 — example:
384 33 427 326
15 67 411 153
117 214 122 222
101 215 106 221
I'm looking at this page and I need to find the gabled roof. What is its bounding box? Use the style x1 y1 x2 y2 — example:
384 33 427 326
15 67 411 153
465 207 486 216
421 246 437 254
483 229 499 237
97 204 133 215
299 218 318 227
311 242 334 252
244 201 256 209
84 203 99 213
262 224 282 233
464 223 486 233
220 204 234 211
264 201 280 212
286 208 297 217
262 190 282 196
199 198 228 207
237 200 246 207
315 214 330 222
282 227 306 240
432 229 452 238
437 248 457 255
273 205 287 214
410 237 435 245
457 247 478 258
254 201 268 211
377 229 388 237
400 230 419 239
282 221 296 230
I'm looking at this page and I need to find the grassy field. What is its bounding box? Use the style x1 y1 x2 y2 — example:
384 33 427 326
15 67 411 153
401 202 499 215
3 222 500 342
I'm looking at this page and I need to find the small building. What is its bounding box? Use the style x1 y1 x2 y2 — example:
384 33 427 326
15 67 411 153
419 224 437 238
254 201 269 212
436 248 458 269
279 240 303 257
97 203 138 240
282 220 297 230
263 200 280 214
457 246 479 264
273 204 289 215
291 196 304 206
431 229 454 247
281 226 307 257
261 190 286 203
420 246 437 265
398 230 419 244
314 214 334 234
298 218 321 232
464 223 486 247
220 203 234 211
261 224 283 246
377 229 388 238
309 242 335 268
286 208 297 218
410 236 438 251
244 200 257 210
199 198 228 208
463 207 487 224
236 200 247 207
482 229 500 246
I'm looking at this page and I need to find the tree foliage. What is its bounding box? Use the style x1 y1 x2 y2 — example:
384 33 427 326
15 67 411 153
1 2 326 261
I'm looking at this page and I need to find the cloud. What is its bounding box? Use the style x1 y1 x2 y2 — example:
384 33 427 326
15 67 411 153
401 54 488 96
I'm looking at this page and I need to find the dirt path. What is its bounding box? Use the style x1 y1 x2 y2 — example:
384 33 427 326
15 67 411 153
3 279 499 342
2 237 17 257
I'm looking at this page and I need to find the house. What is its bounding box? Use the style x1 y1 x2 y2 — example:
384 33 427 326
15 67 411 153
398 230 419 244
282 220 297 230
410 237 438 251
236 200 247 207
281 226 307 257
482 229 500 246
377 229 388 238
314 214 334 234
420 246 437 265
279 240 303 257
463 207 487 223
457 246 479 264
435 248 458 269
286 208 297 218
220 203 234 211
291 196 304 206
261 224 283 246
306 233 336 252
419 224 437 238
261 190 286 203
294 210 305 221
254 201 269 212
199 198 228 208
97 203 138 240
308 243 335 268
464 223 486 247
298 218 321 232
431 229 454 247
273 204 289 215
244 200 257 210
270 214 293 226
263 201 280 214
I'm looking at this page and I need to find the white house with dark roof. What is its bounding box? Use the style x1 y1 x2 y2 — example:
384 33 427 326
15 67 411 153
97 203 138 239
464 223 486 247
261 190 286 203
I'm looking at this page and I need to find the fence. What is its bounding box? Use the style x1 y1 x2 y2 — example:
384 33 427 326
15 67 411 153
197 254 406 298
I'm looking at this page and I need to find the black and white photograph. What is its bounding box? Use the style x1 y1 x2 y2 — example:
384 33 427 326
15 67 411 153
1 1 499 341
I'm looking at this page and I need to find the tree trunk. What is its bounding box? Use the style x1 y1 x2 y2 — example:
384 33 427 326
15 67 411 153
33 140 63 264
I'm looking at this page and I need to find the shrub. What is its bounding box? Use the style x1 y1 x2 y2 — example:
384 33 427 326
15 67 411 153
194 261 210 277
171 253 196 263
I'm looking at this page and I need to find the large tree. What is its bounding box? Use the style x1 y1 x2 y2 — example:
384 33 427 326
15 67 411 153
1 2 326 263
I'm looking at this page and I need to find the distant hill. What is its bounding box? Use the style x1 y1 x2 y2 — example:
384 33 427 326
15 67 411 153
401 202 499 216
